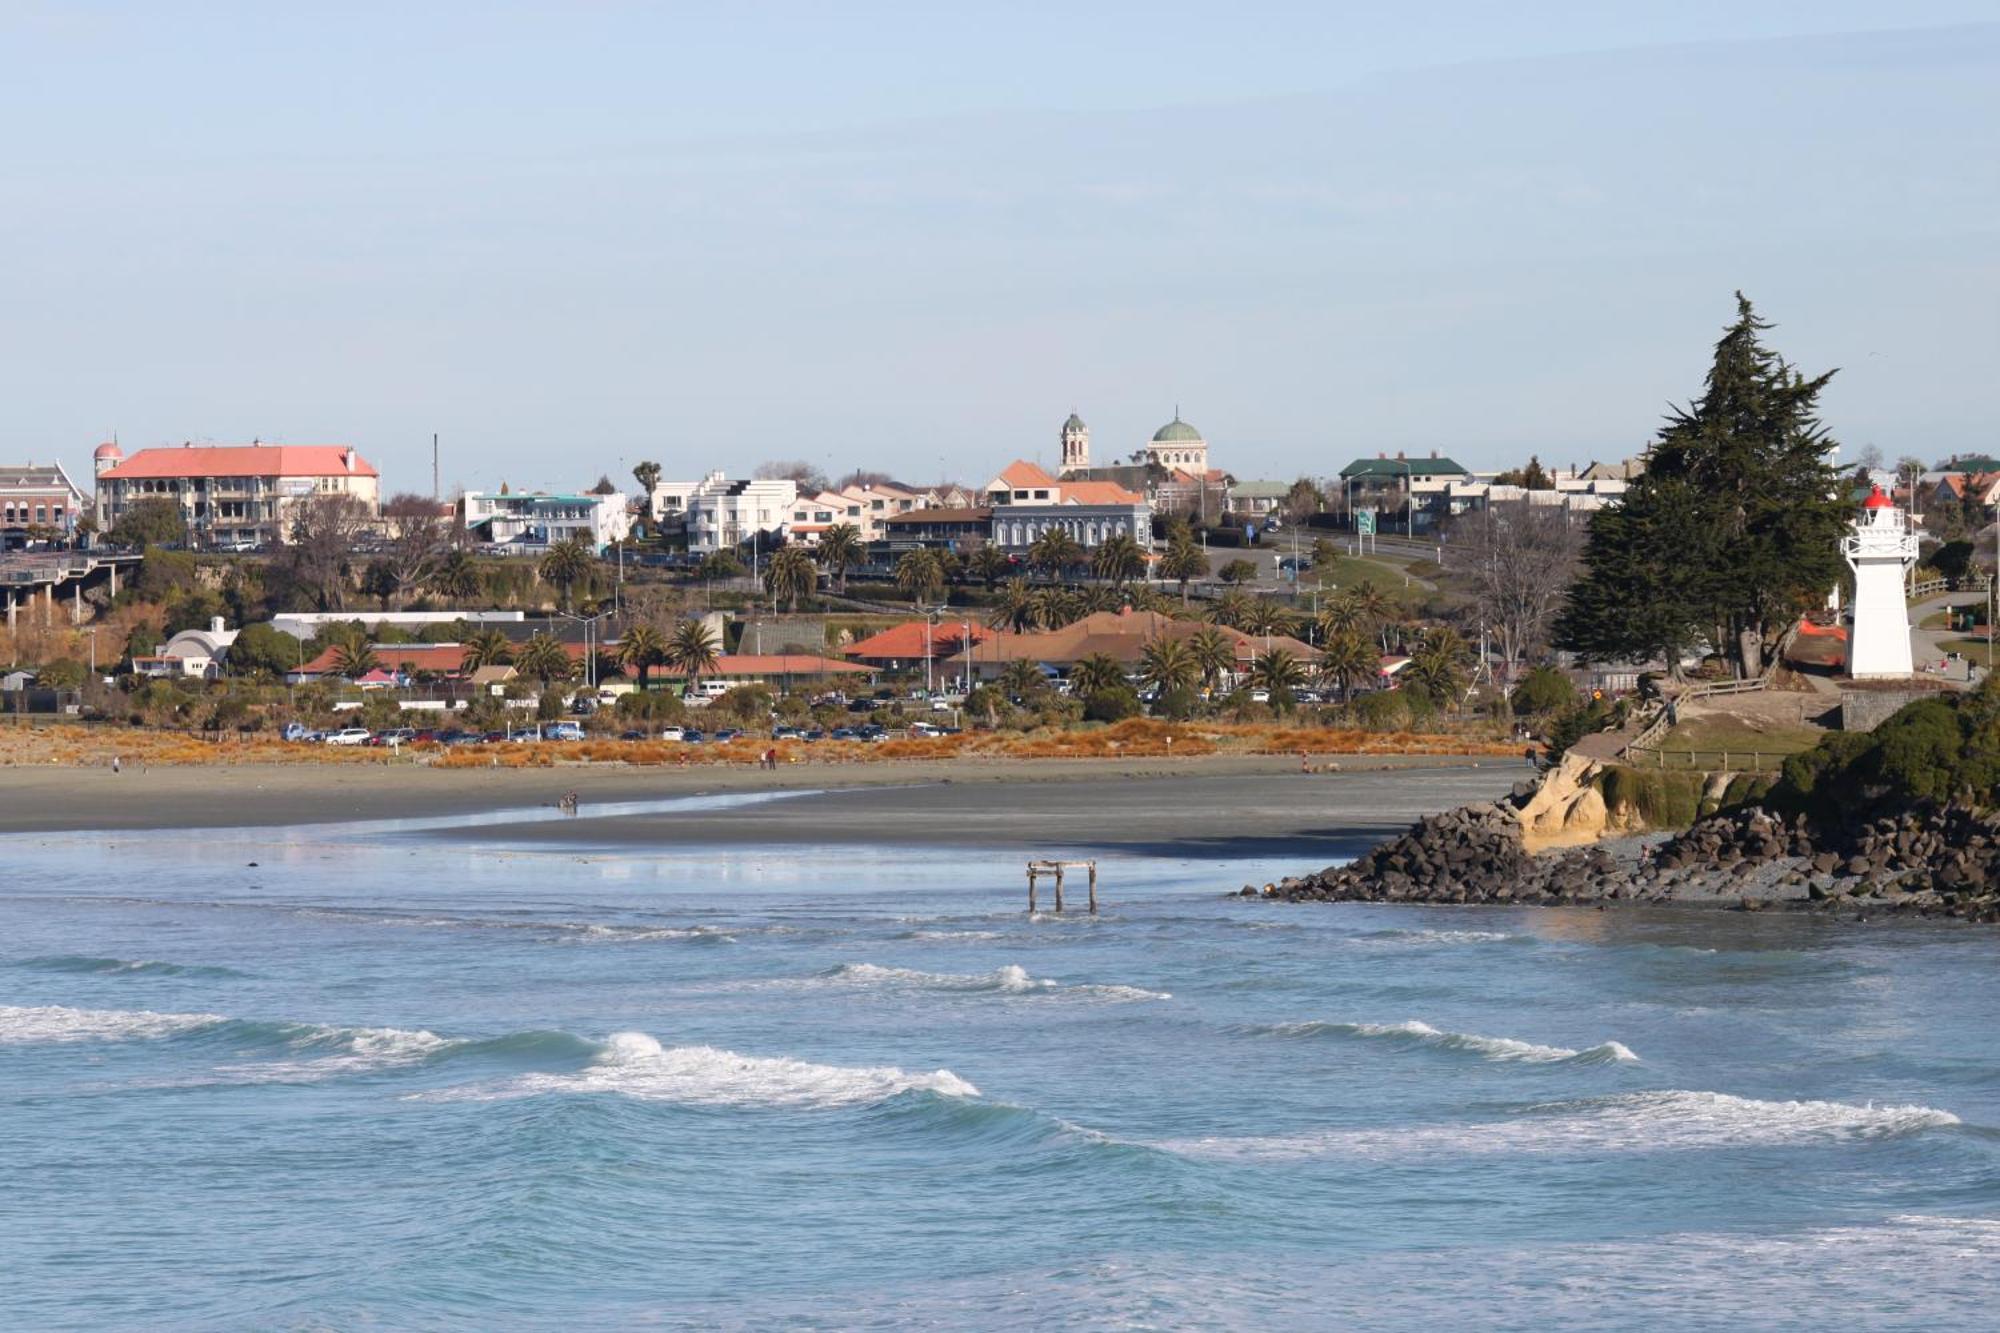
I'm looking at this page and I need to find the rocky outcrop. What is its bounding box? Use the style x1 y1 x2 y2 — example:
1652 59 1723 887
1252 785 2000 923
1515 752 1638 851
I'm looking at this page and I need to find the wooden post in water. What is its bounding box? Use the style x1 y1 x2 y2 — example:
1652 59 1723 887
1026 864 1037 914
1088 862 1098 914
1026 859 1099 915
1053 865 1065 913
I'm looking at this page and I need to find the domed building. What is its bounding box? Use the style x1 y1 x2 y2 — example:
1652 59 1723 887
1144 413 1207 473
1059 412 1090 475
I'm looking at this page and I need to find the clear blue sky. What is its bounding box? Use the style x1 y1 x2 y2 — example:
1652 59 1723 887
3 2 1996 493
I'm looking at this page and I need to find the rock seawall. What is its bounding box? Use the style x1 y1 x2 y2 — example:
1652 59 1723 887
1253 781 2000 922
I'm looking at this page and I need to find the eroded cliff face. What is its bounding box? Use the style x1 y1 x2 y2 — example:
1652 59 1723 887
1517 753 1643 853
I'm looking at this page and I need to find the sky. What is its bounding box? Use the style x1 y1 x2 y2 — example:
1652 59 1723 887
2 2 1997 494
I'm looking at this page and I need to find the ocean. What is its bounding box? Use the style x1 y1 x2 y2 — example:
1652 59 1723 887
4 788 1997 1329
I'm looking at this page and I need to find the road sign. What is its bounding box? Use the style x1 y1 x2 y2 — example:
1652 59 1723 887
1357 510 1376 536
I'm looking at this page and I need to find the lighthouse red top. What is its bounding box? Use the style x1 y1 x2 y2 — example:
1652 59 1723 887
1863 485 1894 510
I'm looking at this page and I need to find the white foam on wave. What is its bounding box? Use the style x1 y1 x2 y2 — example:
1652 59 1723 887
0 1003 224 1044
424 1031 980 1108
823 962 1169 1002
1160 1089 1961 1162
218 1023 456 1080
1275 1019 1638 1065
1355 928 1519 946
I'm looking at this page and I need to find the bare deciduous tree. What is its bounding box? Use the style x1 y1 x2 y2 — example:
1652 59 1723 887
283 493 372 611
756 460 832 494
381 493 448 609
1455 501 1583 687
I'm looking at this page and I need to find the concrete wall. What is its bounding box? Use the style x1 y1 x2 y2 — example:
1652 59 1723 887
1839 688 1944 732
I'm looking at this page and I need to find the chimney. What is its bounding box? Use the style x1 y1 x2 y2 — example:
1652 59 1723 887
1395 450 1406 461
1377 451 1386 460
343 448 356 473
210 616 225 635
1429 449 1438 459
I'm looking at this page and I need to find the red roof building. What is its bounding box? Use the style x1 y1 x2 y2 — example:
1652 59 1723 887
95 442 382 549
845 620 994 667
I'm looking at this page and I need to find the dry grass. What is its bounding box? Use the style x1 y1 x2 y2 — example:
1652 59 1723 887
0 715 1515 769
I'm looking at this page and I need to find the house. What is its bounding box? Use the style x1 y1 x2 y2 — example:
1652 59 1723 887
1337 452 1471 513
878 507 994 552
1228 480 1293 519
655 653 876 693
461 489 630 554
983 461 1063 507
952 609 1316 682
989 491 1150 554
93 442 380 548
650 473 798 553
845 620 995 669
0 462 89 536
1577 458 1646 482
289 641 508 684
153 617 240 679
1152 467 1235 522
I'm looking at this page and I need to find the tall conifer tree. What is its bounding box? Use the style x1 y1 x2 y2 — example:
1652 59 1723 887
1559 294 1846 675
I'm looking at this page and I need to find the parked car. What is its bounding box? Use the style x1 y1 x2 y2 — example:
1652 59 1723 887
712 728 741 742
771 725 803 740
681 729 706 744
846 698 881 714
930 699 955 713
367 727 417 747
323 727 372 746
801 729 826 742
543 722 585 742
830 727 855 740
620 729 649 742
908 721 942 737
658 726 686 742
282 721 312 742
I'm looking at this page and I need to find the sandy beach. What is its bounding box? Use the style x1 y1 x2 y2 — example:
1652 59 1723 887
0 754 1521 854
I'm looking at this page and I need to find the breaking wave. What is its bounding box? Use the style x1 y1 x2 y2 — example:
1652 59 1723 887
1254 1019 1639 1065
1160 1090 1963 1161
423 1031 981 1109
819 962 1170 1002
0 1003 226 1044
10 955 252 979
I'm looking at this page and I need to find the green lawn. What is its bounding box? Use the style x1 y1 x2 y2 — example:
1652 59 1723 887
1653 716 1824 758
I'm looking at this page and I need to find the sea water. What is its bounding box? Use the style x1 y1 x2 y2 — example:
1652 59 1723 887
4 790 1998 1329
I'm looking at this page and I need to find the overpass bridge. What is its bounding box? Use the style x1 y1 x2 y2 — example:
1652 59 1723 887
1 550 143 631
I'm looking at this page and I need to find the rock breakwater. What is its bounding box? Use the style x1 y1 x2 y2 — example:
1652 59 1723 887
1251 780 2000 922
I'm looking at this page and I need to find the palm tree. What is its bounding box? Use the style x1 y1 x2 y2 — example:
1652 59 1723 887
763 544 818 611
431 549 483 601
1317 629 1378 701
999 657 1046 700
331 641 380 679
968 545 1010 590
1068 652 1126 699
1314 591 1366 645
632 461 662 518
618 622 667 689
665 619 722 694
459 628 514 674
1239 599 1293 638
1207 589 1253 629
1158 530 1206 605
538 538 594 612
995 577 1037 633
1352 580 1393 649
1138 637 1199 697
1032 586 1080 629
1309 536 1340 571
1187 625 1237 694
1076 584 1121 614
1091 532 1146 586
895 547 947 604
514 632 574 685
1404 627 1469 709
1029 527 1083 580
1247 649 1305 707
817 524 864 593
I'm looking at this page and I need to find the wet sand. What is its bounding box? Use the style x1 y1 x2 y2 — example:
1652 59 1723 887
0 754 1523 855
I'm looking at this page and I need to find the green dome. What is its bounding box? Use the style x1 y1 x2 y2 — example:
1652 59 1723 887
1063 413 1087 431
1152 416 1203 444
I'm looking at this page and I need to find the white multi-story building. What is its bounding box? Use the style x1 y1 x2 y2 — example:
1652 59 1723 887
652 473 798 553
94 442 381 548
462 489 630 554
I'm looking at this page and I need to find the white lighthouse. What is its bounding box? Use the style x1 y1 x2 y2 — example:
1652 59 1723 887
1842 485 1918 679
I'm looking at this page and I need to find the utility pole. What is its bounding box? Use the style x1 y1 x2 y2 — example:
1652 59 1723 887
432 433 439 503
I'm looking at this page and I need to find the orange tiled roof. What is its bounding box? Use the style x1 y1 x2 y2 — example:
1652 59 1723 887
845 621 993 661
996 460 1057 488
1059 480 1145 505
100 444 378 480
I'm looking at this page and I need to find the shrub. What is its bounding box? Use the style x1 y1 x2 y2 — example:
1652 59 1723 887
1511 666 1576 716
1599 767 1703 829
1082 686 1141 723
1351 691 1403 730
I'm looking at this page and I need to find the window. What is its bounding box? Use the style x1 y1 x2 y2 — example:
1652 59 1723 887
1033 489 1048 500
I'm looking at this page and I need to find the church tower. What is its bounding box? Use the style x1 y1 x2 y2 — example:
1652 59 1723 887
1060 412 1089 475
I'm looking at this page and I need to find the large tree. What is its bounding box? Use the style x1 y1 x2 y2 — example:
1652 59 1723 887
1558 294 1846 676
381 493 448 609
1456 502 1584 687
283 492 372 611
108 496 186 549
